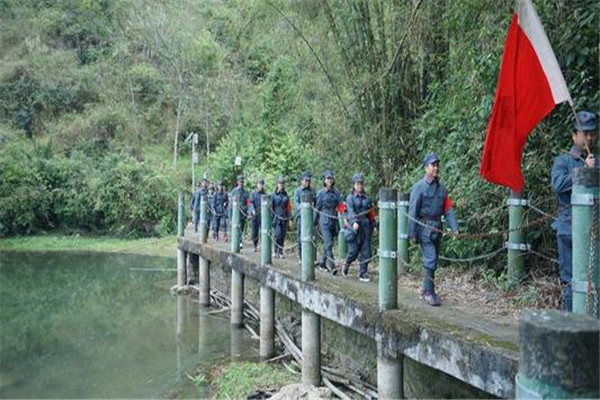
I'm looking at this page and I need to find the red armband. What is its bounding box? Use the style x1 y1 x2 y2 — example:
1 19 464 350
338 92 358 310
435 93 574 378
245 198 250 207
286 202 292 214
337 202 347 214
368 208 376 222
444 194 453 214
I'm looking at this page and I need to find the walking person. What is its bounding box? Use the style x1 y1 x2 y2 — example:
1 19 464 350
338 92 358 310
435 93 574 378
271 176 292 258
316 170 343 274
341 174 377 282
211 181 228 241
408 153 459 306
250 179 266 252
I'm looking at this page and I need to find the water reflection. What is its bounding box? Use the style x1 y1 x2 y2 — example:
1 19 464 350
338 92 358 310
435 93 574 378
0 251 257 399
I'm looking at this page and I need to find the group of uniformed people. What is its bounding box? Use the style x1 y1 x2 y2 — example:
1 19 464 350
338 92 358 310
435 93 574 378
188 110 597 309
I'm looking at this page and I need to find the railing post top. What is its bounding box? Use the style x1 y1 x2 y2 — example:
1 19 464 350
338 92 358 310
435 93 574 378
510 190 527 199
300 192 315 203
519 309 599 393
397 191 410 201
573 166 600 188
378 187 397 202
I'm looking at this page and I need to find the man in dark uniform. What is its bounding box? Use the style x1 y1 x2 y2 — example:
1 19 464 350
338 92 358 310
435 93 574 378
190 178 208 232
551 110 597 311
294 171 316 262
341 173 377 282
250 179 266 252
231 175 250 249
271 176 292 258
409 154 459 306
211 180 228 241
207 181 215 237
316 170 343 274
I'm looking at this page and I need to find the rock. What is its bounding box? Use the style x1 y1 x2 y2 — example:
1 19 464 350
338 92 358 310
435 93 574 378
269 384 332 400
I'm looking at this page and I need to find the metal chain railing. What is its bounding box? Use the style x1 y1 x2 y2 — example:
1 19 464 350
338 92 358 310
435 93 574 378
439 247 506 263
191 194 564 269
586 199 599 318
526 249 559 265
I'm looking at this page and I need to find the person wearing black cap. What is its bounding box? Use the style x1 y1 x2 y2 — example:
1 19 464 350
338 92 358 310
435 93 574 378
249 179 266 252
190 178 209 232
211 180 229 241
316 170 343 274
207 180 216 236
341 173 377 282
551 110 598 311
230 175 250 249
271 176 292 258
293 171 317 262
408 153 459 306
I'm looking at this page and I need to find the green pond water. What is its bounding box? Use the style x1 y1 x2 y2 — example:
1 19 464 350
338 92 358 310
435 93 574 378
0 251 257 399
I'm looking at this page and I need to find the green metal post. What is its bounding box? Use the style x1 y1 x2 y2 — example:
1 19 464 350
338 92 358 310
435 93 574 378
379 188 398 310
261 194 272 266
516 310 599 399
397 192 409 275
301 192 315 282
338 212 347 260
199 195 208 243
177 191 185 237
231 195 241 253
507 191 527 285
572 167 600 316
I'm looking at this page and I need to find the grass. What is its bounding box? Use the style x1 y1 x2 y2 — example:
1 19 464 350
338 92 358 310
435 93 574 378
210 362 298 399
0 235 177 258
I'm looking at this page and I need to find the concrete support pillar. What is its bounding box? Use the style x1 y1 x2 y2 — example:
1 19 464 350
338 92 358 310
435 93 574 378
260 285 275 360
507 191 528 285
572 167 600 317
199 255 210 306
516 310 599 399
377 341 403 400
397 192 410 275
302 309 321 386
199 195 208 243
231 268 244 327
177 248 187 287
379 188 398 310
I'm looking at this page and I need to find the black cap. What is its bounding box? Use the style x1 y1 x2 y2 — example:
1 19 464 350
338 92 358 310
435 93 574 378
351 173 364 183
422 153 440 166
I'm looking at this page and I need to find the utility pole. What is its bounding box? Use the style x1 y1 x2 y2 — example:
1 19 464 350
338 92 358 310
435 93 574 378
185 132 199 194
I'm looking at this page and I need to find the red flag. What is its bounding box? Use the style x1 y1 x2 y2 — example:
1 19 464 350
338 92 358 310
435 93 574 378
480 0 571 192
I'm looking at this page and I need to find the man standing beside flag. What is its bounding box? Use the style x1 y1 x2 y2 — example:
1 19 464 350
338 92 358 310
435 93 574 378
480 0 598 311
551 111 598 311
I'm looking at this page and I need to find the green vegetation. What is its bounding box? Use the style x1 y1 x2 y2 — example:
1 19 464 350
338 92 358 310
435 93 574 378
0 235 176 257
210 361 298 399
1 1 597 275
